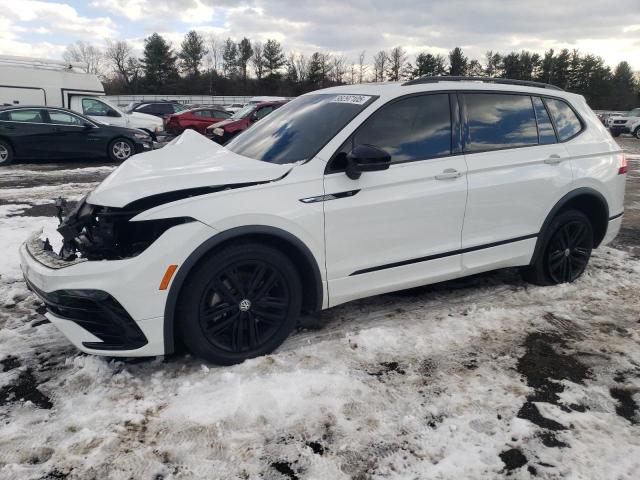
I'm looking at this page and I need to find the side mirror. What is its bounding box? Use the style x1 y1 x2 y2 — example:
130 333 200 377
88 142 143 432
250 113 259 122
83 122 95 130
346 144 391 180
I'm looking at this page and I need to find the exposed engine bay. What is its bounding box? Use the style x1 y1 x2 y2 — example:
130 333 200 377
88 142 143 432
51 196 193 261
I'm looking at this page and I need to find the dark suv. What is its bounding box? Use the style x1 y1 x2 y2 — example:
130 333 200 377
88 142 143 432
126 101 187 118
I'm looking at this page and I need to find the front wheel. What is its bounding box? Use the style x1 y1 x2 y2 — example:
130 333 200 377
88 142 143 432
521 210 593 286
610 129 621 138
0 140 14 166
177 243 302 365
108 138 134 162
634 127 640 140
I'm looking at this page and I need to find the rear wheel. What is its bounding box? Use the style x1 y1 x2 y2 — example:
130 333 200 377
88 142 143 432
108 138 134 162
521 210 593 286
177 243 302 365
0 140 14 166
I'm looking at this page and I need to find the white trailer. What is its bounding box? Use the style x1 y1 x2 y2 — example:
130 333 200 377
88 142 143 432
0 55 163 136
0 55 104 108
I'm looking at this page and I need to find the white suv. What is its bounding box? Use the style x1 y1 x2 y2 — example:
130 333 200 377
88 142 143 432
20 78 627 365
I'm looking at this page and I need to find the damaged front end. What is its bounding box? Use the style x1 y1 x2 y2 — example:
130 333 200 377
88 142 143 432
54 196 194 261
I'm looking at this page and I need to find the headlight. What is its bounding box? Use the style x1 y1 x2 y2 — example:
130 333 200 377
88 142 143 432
134 132 151 140
213 128 224 136
154 126 162 133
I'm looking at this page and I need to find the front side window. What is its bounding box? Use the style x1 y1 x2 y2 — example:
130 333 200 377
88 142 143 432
544 98 582 141
226 93 376 164
48 111 85 126
532 97 557 145
465 93 538 151
1 109 44 123
254 106 273 121
354 93 452 162
82 98 118 117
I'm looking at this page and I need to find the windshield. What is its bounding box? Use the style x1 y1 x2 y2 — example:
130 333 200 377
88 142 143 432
226 94 377 164
230 104 255 119
628 108 640 117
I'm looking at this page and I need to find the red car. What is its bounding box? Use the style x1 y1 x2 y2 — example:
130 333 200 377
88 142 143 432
164 107 232 135
206 101 287 144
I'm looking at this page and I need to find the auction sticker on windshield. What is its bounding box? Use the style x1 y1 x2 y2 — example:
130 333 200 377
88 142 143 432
330 94 371 105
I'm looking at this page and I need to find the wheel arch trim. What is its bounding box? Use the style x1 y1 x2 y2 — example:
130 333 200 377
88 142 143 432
530 187 609 265
162 225 324 354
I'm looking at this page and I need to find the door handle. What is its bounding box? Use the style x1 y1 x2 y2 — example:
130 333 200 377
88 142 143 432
2 124 16 130
435 168 462 180
544 154 562 165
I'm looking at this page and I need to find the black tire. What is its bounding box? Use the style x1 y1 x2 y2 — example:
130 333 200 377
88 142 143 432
521 210 593 286
610 129 621 137
634 127 640 140
0 139 14 166
107 138 135 162
177 243 302 365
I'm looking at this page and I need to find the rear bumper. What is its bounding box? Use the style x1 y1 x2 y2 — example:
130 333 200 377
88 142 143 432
601 213 623 247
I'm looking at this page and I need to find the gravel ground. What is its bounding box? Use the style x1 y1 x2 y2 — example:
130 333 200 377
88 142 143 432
0 138 638 480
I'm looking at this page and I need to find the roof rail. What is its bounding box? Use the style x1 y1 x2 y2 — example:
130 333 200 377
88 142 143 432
402 76 563 91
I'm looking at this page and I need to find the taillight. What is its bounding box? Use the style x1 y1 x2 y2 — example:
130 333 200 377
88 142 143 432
619 154 628 175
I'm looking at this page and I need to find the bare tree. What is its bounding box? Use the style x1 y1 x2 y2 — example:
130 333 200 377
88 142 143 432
104 40 138 89
63 41 104 75
206 35 222 73
357 50 368 83
386 46 408 81
348 62 357 84
331 54 346 84
251 41 264 80
295 53 308 83
373 50 388 82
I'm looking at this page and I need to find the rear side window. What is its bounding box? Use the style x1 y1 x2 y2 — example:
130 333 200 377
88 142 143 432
465 93 538 151
48 111 85 126
532 97 557 144
354 93 451 162
544 98 582 141
2 109 44 123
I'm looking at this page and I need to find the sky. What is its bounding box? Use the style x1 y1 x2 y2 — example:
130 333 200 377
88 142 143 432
0 0 639 70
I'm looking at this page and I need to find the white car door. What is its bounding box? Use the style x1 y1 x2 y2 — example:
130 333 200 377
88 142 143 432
460 92 573 274
323 93 469 306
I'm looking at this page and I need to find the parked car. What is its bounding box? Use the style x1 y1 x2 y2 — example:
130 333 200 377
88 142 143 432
0 106 152 165
164 108 231 135
224 103 246 113
0 55 165 139
206 101 287 143
21 78 626 365
125 101 188 118
607 107 640 138
72 97 164 139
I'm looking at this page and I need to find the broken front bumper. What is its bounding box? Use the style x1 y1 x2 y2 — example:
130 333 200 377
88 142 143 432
20 220 217 356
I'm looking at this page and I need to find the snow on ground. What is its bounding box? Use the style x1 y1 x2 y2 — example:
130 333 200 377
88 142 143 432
0 146 639 480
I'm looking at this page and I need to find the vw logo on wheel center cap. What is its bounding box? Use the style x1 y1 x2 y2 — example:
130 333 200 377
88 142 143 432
239 299 252 311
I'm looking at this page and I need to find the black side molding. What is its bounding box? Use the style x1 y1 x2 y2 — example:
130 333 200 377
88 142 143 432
351 233 538 276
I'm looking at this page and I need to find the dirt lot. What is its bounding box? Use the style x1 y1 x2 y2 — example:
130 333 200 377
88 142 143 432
0 138 638 479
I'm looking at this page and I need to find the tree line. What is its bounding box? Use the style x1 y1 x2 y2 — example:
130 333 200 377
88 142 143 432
63 31 639 110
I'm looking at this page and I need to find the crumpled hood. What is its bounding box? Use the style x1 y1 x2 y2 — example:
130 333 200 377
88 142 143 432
88 129 291 208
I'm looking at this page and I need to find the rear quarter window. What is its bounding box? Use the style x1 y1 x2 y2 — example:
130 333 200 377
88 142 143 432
544 98 583 141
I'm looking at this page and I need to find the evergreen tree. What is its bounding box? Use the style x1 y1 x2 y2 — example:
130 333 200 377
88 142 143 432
263 39 286 78
222 38 239 77
448 47 468 76
413 53 447 77
484 51 502 77
237 37 253 82
140 33 178 91
178 30 207 77
501 52 521 79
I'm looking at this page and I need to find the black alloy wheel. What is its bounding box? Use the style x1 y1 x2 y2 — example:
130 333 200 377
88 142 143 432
546 219 592 283
178 243 302 365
